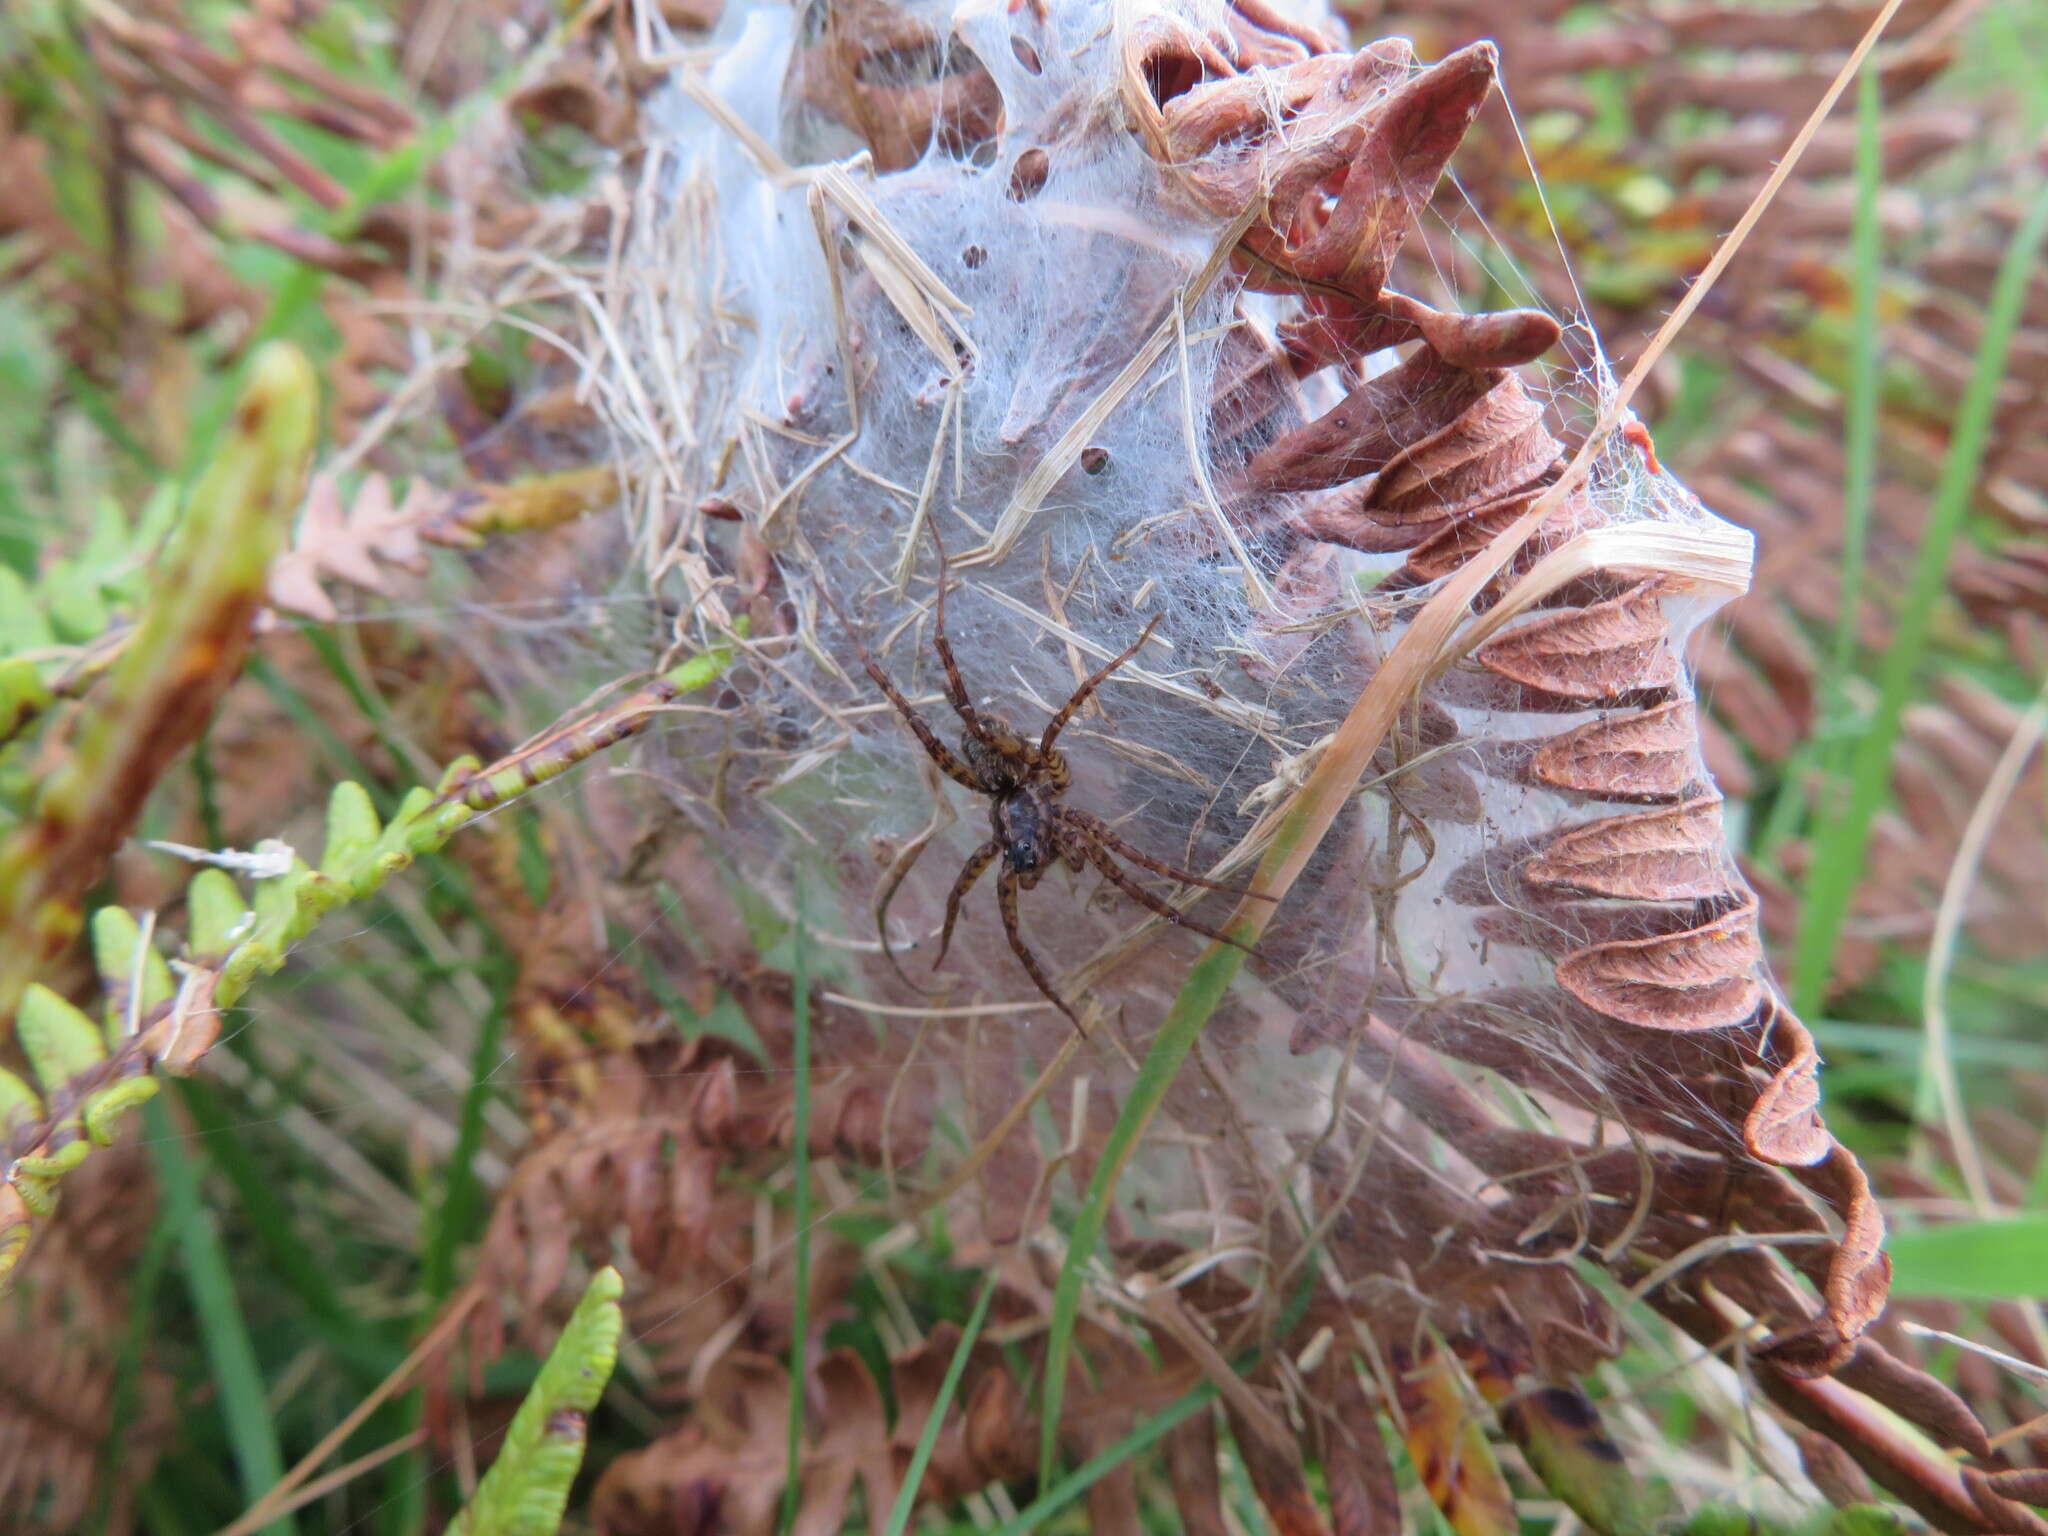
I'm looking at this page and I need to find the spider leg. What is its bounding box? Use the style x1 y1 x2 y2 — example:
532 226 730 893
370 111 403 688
929 542 998 747
933 838 1001 970
817 583 985 791
874 777 954 993
1035 615 1159 765
1051 805 1275 900
997 866 1081 1026
1063 822 1263 957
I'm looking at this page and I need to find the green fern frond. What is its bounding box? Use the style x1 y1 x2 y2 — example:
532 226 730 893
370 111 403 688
0 339 316 1029
447 1266 624 1536
0 642 734 1287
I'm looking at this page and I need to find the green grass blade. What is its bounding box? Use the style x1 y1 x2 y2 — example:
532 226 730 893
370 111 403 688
1789 179 2048 1013
1039 943 1245 1486
146 1097 296 1536
780 877 814 1536
1001 1386 1216 1536
881 1270 999 1536
1824 69 1883 724
1886 1216 2048 1299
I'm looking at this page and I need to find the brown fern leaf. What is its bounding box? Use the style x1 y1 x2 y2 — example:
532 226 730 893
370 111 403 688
0 1148 171 1535
268 471 443 622
1349 0 2045 996
590 1332 1037 1536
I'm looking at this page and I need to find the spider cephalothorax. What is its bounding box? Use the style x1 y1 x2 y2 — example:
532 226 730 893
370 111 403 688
967 721 1060 871
831 559 1265 1025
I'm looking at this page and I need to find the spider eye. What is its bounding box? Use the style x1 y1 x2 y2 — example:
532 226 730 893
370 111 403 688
1008 838 1038 867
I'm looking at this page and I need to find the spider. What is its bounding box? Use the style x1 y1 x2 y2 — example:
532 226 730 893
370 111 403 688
833 558 1268 1025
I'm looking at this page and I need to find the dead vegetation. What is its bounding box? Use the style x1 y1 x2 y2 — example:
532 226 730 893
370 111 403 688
3 0 2048 1533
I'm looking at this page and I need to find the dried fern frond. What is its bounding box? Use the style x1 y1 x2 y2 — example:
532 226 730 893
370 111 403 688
12 1 2040 1532
267 471 441 623
1344 0 2046 997
387 2 2040 1529
0 1145 170 1536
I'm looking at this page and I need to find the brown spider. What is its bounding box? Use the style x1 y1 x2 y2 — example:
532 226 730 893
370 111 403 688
834 561 1267 1025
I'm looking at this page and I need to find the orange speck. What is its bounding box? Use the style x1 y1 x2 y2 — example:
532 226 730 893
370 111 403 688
1621 419 1663 476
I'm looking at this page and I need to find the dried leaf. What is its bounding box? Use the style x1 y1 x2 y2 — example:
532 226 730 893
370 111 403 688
1833 1343 1993 1461
1239 43 1501 302
1238 351 1498 497
1527 701 1698 801
1554 898 1763 1030
1522 796 1732 900
1363 372 1559 525
1224 1398 1334 1536
1318 1367 1401 1536
1743 1005 1831 1167
1394 1340 1518 1536
1399 483 1603 585
1792 1145 1892 1360
0 1148 171 1535
1162 1409 1231 1536
268 472 442 622
1476 581 1679 700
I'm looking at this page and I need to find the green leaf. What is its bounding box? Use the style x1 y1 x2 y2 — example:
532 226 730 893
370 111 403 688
148 1095 296 1536
447 1266 624 1536
0 1065 42 1129
91 905 175 1038
0 567 54 651
187 868 251 960
321 780 383 875
17 981 107 1088
0 656 52 742
1887 1218 2048 1299
41 561 111 642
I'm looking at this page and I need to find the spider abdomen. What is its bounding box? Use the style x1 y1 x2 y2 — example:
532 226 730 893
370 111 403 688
993 788 1055 873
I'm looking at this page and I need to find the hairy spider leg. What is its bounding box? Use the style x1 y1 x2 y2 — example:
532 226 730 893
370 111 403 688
933 838 1000 969
864 652 988 791
1034 615 1161 768
814 578 985 790
997 865 1080 1025
1051 805 1272 900
841 635 987 796
1063 824 1261 957
927 543 998 748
